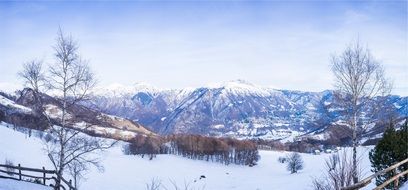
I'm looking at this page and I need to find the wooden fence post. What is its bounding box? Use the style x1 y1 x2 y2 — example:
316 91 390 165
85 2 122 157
393 168 399 190
42 166 46 185
18 164 21 180
69 179 72 190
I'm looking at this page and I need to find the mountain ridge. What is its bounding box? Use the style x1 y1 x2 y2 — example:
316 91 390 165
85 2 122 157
87 80 407 143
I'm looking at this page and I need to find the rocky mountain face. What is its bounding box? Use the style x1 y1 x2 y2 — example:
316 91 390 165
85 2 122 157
87 80 408 142
0 89 155 141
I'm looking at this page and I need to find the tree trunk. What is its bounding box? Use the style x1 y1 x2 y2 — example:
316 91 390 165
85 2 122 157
352 113 358 184
56 96 67 190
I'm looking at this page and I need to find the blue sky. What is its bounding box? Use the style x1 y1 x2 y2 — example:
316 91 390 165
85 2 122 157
0 1 407 95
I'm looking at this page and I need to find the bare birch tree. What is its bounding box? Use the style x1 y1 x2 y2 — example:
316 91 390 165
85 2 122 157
331 41 392 183
45 28 117 189
16 28 114 189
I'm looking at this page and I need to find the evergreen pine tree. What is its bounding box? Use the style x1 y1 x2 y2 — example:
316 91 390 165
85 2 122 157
369 120 408 189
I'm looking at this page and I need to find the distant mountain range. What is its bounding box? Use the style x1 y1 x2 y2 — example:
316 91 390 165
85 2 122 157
86 80 408 143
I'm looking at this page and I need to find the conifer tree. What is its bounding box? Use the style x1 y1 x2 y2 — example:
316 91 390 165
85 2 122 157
369 120 408 189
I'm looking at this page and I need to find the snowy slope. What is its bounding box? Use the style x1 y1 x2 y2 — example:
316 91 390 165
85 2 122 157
0 122 53 190
85 146 375 190
0 95 32 114
0 122 378 190
0 178 52 190
401 182 408 190
0 90 155 142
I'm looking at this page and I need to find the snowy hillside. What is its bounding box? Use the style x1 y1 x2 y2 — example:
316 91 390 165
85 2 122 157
0 90 155 142
88 80 407 142
0 122 378 190
0 179 52 190
0 94 32 115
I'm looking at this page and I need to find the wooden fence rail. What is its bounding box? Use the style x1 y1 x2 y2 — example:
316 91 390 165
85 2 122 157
341 158 408 190
0 163 75 190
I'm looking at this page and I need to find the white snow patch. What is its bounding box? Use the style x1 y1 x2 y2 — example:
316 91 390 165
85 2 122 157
44 104 71 120
0 95 32 114
394 103 402 109
211 124 225 129
0 178 52 190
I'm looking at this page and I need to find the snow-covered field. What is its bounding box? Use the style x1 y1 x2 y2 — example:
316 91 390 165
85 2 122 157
0 178 52 190
0 122 378 190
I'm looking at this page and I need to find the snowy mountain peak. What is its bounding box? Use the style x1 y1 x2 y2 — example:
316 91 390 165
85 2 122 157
223 79 255 88
92 83 134 97
92 80 277 98
217 80 272 97
206 79 254 88
132 82 160 93
92 82 160 97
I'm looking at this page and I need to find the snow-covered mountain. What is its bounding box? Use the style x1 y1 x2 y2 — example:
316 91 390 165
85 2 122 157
88 80 408 142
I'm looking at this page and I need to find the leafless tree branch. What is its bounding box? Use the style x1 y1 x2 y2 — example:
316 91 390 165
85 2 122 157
330 40 392 184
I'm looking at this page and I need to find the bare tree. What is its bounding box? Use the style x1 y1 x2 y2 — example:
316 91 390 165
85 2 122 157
331 41 391 183
312 151 362 190
286 152 304 173
42 28 113 189
4 159 15 176
68 159 88 189
145 178 162 190
18 60 46 111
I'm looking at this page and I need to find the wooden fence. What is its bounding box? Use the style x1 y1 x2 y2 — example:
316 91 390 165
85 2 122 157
341 158 408 190
0 163 75 190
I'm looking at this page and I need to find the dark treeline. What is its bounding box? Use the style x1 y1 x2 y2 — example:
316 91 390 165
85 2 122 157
124 134 260 166
254 139 335 153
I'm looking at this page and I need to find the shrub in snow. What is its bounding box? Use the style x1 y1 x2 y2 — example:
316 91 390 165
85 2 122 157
4 159 15 176
25 178 43 184
145 178 162 190
286 152 303 174
278 156 286 163
43 132 54 143
145 178 205 190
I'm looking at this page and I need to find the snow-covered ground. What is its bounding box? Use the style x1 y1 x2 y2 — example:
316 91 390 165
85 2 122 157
0 122 378 190
0 178 52 190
